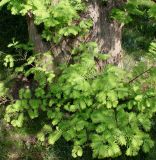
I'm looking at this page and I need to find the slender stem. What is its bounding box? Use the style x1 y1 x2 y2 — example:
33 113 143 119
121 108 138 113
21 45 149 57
128 66 153 84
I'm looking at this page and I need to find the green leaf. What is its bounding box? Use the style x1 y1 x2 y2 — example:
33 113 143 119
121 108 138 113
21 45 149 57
91 110 105 123
23 88 31 99
135 95 143 101
72 145 83 158
37 132 45 142
28 109 38 119
27 56 35 64
79 100 86 110
29 99 40 109
0 0 9 7
48 130 62 145
11 113 24 127
35 88 45 97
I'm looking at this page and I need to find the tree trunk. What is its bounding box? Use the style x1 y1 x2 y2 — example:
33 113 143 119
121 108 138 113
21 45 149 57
26 12 53 71
26 12 48 53
26 1 124 70
87 0 123 67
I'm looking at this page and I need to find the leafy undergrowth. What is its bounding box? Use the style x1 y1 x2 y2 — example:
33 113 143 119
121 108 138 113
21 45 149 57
1 43 156 160
1 123 156 160
0 125 92 160
0 104 92 160
0 1 156 159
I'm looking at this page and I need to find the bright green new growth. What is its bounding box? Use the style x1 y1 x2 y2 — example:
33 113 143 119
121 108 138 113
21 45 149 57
4 42 156 159
0 0 156 159
0 0 91 42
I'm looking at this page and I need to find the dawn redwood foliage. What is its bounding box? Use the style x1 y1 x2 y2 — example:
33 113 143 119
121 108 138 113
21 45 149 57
0 0 156 159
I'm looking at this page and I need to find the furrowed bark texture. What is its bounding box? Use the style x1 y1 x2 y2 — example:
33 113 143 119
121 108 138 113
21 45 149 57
26 12 53 71
26 12 48 53
26 1 124 69
87 0 123 67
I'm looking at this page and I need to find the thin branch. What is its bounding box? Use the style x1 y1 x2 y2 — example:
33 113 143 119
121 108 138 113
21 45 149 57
0 96 12 105
128 66 153 84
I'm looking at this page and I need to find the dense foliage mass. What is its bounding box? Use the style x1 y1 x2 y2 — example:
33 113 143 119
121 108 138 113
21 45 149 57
3 41 156 159
0 0 156 159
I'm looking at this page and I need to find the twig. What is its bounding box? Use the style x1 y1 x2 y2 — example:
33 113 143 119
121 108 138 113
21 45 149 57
0 96 11 105
128 66 153 84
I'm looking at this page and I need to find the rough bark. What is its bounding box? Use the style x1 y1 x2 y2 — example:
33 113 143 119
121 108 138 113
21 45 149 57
26 12 48 53
26 12 53 71
26 1 124 70
87 0 124 67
